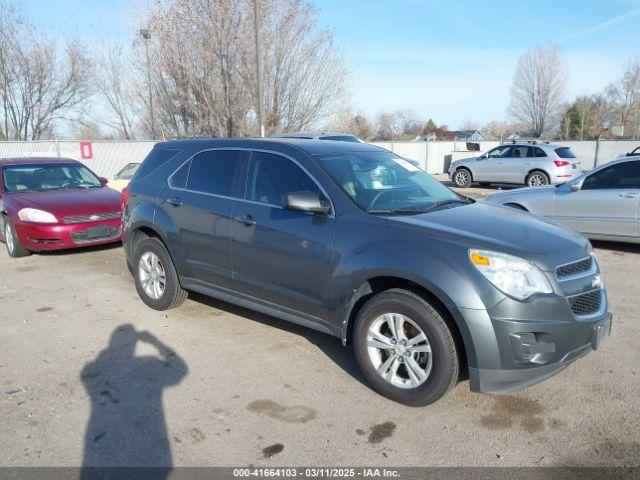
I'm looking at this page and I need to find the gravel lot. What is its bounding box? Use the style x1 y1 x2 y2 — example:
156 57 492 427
1 183 639 468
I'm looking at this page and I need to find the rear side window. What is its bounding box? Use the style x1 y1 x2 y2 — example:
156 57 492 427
186 150 240 197
170 161 190 189
245 151 322 207
555 147 576 159
533 147 547 157
583 161 640 190
134 148 180 180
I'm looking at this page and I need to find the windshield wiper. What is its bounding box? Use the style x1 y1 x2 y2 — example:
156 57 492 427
419 199 471 212
367 208 426 215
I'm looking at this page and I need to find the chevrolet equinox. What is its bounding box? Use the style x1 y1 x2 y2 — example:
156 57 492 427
122 139 612 406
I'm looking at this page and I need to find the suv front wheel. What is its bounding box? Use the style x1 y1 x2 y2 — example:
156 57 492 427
134 237 188 310
452 168 472 188
353 289 459 406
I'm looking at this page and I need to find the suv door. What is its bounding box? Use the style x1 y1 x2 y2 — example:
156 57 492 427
475 145 513 182
553 160 640 238
232 150 335 320
161 149 246 289
506 145 534 184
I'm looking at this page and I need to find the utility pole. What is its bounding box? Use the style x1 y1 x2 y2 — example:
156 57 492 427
140 28 156 140
253 0 265 137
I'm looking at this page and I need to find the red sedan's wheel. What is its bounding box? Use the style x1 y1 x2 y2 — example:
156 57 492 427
3 218 31 258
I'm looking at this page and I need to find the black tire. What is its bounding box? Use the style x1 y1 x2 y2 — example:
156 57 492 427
133 237 187 310
479 182 492 187
504 203 528 211
2 216 31 258
452 168 472 188
352 289 459 406
525 170 549 187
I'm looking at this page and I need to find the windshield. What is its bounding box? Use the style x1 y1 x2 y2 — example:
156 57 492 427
2 163 102 193
316 151 465 213
115 163 140 180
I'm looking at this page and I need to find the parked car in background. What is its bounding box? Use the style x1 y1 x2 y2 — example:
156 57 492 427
0 157 122 257
271 132 364 143
449 142 581 188
108 162 141 192
617 146 639 158
486 156 640 244
122 138 610 406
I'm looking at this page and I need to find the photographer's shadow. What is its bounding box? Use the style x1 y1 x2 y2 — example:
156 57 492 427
80 324 187 476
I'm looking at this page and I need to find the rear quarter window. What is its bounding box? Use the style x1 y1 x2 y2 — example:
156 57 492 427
133 148 181 181
555 147 576 159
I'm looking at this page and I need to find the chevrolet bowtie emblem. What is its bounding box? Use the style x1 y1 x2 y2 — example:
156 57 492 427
592 276 602 289
89 215 99 221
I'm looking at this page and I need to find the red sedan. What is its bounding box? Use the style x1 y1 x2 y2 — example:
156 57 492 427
0 157 122 257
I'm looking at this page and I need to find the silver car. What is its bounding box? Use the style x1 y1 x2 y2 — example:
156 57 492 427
449 142 582 188
485 156 640 244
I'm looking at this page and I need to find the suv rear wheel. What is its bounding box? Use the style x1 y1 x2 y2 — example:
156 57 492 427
352 289 459 406
134 237 187 310
526 170 549 187
452 168 472 188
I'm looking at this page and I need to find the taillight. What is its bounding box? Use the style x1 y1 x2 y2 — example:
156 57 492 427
554 160 570 167
121 186 131 215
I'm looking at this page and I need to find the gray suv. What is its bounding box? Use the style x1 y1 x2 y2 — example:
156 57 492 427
123 138 611 405
449 142 581 188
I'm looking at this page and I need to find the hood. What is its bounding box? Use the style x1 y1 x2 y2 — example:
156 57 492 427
450 156 478 167
486 185 555 200
388 201 588 270
7 187 121 220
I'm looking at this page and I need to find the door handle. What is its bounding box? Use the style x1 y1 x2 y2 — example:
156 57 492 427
167 197 183 207
235 214 256 226
618 193 639 199
496 161 504 165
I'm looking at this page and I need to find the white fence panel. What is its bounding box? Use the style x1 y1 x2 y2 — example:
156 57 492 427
1 139 638 177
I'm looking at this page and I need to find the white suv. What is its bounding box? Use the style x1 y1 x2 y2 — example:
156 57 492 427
449 142 581 188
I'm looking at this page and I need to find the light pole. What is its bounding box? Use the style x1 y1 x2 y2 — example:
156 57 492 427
253 0 265 137
140 28 156 140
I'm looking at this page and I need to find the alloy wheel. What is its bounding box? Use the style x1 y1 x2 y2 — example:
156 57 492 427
138 251 166 300
5 224 14 255
366 313 433 389
454 170 470 187
528 173 547 187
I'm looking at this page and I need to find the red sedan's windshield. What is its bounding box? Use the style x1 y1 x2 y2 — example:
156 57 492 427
2 163 102 193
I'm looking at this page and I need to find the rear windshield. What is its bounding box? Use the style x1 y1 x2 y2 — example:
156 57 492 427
555 147 576 159
320 135 360 143
134 148 181 181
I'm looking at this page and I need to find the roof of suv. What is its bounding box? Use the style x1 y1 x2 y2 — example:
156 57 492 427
154 137 384 155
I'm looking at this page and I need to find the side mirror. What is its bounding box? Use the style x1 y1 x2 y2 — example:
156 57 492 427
99 177 109 186
570 181 582 192
284 191 330 215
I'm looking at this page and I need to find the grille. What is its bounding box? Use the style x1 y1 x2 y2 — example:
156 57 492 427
569 289 602 316
63 211 121 224
70 226 121 244
556 257 593 278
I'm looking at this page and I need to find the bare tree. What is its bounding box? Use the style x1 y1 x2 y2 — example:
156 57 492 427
92 41 138 139
508 44 567 137
482 120 522 141
0 1 90 140
606 58 640 138
129 0 347 139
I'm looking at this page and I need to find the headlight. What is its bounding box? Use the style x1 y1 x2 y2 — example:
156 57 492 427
469 249 552 300
18 208 58 223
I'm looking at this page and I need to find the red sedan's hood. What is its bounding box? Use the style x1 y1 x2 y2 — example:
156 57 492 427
7 187 121 220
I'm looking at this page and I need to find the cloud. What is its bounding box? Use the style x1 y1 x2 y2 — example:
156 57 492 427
560 7 640 42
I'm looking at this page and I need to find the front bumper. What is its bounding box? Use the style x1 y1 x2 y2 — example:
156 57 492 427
462 304 612 394
13 218 122 251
